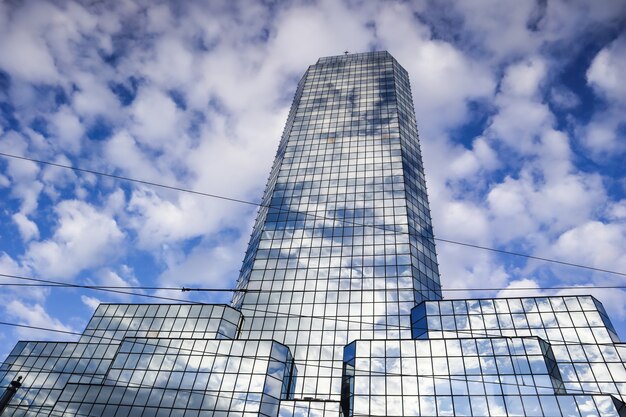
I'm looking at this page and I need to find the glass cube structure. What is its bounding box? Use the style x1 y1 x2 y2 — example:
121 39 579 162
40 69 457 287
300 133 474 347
2 52 626 416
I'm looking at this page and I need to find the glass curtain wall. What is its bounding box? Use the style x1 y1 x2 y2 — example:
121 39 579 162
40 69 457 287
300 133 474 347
232 51 441 400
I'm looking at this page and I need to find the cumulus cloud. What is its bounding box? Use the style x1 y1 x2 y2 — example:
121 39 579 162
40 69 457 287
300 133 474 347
587 33 626 102
0 0 625 357
48 105 84 154
5 300 76 341
24 200 125 279
130 86 182 148
582 32 626 156
81 295 102 311
551 221 626 273
158 233 249 304
0 2 61 83
12 212 39 242
374 2 495 137
497 278 544 299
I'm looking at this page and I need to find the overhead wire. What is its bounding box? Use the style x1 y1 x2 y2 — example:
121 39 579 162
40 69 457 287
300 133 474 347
0 272 210 305
1 151 625 279
1 306 624 350
1 270 626 336
3 271 626 294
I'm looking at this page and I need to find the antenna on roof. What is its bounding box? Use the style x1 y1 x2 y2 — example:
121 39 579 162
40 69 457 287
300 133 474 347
344 51 349 55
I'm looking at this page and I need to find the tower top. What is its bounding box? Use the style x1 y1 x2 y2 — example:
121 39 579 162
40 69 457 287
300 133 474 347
316 50 393 64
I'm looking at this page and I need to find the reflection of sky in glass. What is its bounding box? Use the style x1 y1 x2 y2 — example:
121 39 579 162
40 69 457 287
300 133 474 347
233 50 441 400
343 333 625 416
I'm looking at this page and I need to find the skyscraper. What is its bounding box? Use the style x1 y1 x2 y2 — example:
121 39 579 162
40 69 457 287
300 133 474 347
2 51 626 417
232 50 441 401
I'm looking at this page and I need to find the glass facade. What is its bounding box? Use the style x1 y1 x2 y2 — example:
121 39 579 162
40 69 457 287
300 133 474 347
2 51 626 416
233 50 441 400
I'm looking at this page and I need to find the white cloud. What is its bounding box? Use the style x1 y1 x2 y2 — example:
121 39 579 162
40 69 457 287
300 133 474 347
126 186 254 250
500 57 546 98
92 267 140 301
488 66 552 153
582 32 626 156
0 132 44 215
103 130 164 182
5 300 76 340
0 2 60 83
438 246 510 300
485 170 605 244
12 212 39 242
130 86 182 148
551 221 626 272
587 33 626 103
607 200 626 220
549 86 580 110
81 295 102 311
452 1 539 59
49 105 84 154
439 201 491 245
0 173 9 188
0 253 48 304
497 278 544 299
25 200 125 279
72 72 121 119
160 235 247 288
447 137 500 179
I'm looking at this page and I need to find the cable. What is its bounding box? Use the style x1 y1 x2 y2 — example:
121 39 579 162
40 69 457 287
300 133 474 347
0 282 238 292
0 152 259 209
1 151 625 279
2 271 626 294
1 283 622 342
0 271 623 350
0 272 208 304
1 304 623 351
0 321 83 337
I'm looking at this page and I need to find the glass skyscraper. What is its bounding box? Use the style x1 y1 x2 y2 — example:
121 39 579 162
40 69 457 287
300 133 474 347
2 51 626 417
232 50 441 401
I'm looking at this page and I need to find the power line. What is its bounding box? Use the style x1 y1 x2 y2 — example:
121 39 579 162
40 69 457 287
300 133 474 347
3 280 626 293
0 321 82 337
3 305 622 350
5 300 618 351
5 271 626 297
1 151 625 279
0 273 205 305
0 152 259 208
1 270 624 340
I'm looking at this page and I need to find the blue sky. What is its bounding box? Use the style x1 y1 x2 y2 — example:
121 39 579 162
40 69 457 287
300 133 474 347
0 0 625 360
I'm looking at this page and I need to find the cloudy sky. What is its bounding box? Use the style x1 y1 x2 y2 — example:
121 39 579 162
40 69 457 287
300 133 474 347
0 0 625 360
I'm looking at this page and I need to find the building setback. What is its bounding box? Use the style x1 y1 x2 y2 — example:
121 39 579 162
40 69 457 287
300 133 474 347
2 51 626 417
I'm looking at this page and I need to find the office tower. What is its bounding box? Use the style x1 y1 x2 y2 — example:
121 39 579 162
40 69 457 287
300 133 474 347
2 52 626 417
231 50 442 401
